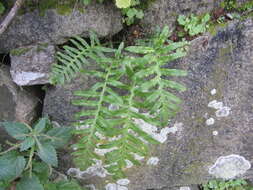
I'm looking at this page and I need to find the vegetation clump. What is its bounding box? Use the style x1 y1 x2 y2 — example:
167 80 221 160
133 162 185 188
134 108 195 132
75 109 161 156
203 179 253 190
50 26 188 179
0 118 85 190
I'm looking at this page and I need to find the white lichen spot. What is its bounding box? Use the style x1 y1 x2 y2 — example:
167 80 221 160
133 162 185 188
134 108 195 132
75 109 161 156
209 154 251 179
212 131 218 136
67 168 80 177
133 153 145 161
117 179 130 186
147 157 159 165
206 118 215 126
94 146 117 156
125 160 133 168
85 184 96 190
95 132 106 140
180 187 191 190
79 160 109 178
105 183 128 190
215 106 231 117
11 71 45 86
134 119 183 143
208 100 223 110
105 183 117 190
211 89 217 95
75 124 89 130
108 104 119 111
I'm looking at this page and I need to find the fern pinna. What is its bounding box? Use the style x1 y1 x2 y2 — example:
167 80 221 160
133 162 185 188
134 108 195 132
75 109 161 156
50 27 188 179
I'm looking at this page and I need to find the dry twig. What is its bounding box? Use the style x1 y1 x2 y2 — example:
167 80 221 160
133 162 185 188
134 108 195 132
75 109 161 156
0 0 24 36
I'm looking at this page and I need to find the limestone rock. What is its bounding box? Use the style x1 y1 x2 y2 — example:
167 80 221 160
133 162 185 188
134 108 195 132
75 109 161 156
43 19 253 189
0 65 40 143
10 44 55 86
0 2 122 53
43 74 94 125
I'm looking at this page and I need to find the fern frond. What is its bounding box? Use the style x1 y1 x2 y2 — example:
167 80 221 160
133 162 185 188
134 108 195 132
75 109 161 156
125 26 188 127
49 33 115 85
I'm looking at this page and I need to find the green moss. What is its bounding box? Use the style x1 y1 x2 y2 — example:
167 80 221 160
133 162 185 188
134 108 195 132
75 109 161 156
20 0 84 16
10 47 32 56
208 22 229 36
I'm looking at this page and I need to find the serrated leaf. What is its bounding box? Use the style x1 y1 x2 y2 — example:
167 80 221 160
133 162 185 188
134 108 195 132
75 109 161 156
32 162 50 183
0 152 26 181
34 118 47 133
1 122 29 140
38 144 58 167
16 175 44 190
46 127 72 148
20 137 35 151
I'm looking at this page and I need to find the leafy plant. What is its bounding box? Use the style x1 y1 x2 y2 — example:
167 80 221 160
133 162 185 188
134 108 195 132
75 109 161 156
50 26 188 179
203 179 253 190
177 13 211 36
0 118 79 190
0 1 5 15
221 0 237 10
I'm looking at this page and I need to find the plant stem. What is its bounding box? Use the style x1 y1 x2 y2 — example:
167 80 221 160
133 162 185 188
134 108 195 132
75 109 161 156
0 0 24 36
0 143 20 155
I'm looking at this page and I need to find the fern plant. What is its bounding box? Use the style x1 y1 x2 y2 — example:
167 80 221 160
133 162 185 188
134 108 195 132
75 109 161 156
50 26 188 179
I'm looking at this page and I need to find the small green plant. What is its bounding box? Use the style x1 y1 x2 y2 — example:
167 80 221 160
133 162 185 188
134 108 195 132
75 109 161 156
203 179 253 190
0 1 5 15
221 0 237 10
0 118 82 190
50 27 188 179
177 13 211 36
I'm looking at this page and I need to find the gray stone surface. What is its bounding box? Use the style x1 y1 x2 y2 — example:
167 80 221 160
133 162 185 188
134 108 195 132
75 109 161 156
43 74 94 125
141 0 246 33
10 44 55 86
43 19 253 189
0 2 122 53
0 65 40 143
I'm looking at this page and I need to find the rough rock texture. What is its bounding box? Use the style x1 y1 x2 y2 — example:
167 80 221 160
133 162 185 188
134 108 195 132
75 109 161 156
43 19 253 189
10 44 55 86
141 0 247 33
0 2 122 53
0 65 40 143
43 74 94 125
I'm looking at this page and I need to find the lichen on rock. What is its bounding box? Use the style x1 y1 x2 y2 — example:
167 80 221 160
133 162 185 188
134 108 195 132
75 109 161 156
209 154 251 179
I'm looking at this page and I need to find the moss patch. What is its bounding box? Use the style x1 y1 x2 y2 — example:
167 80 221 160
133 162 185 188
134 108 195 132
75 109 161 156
10 47 32 56
20 0 84 16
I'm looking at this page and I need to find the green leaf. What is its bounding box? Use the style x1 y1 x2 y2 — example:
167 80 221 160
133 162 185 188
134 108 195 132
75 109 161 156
34 118 47 133
38 144 58 167
46 127 72 148
16 175 44 190
20 137 35 151
115 0 131 8
55 180 82 190
0 2 5 15
125 46 155 54
1 122 29 140
82 0 91 5
32 162 50 183
0 152 26 181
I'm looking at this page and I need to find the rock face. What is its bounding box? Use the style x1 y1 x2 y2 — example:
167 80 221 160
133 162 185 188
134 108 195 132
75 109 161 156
141 0 246 33
0 2 122 53
43 19 253 189
10 44 56 86
43 74 93 125
0 65 40 143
